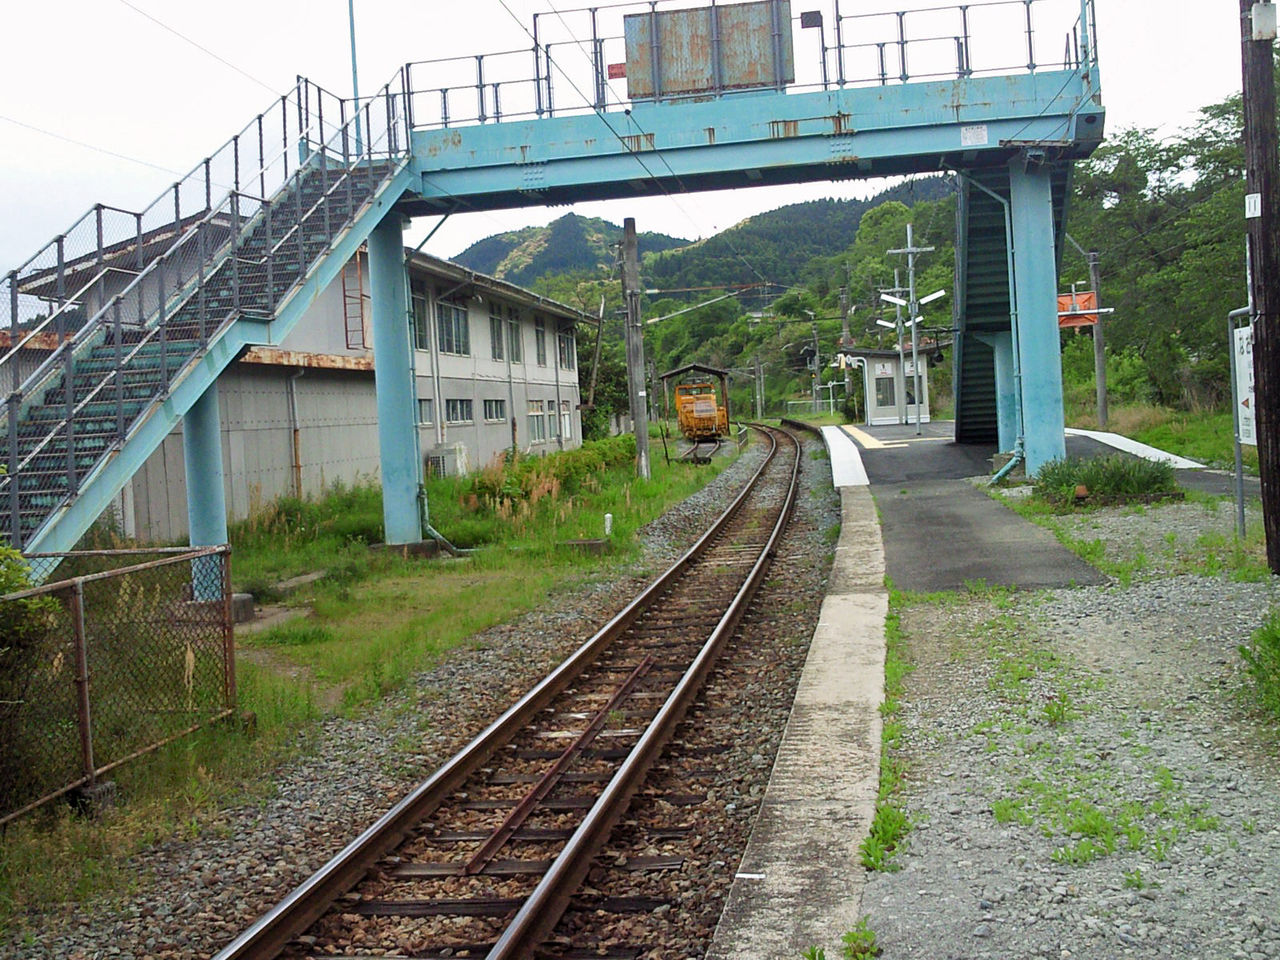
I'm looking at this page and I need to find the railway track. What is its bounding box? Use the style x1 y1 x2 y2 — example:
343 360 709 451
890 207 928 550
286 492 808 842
214 424 802 960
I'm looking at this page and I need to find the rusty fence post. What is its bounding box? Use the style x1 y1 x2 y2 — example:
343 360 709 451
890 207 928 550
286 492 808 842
222 546 236 710
70 579 96 787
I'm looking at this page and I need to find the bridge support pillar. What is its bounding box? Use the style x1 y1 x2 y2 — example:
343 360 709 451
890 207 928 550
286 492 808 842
976 331 1017 453
183 380 228 601
1008 158 1066 474
368 214 422 546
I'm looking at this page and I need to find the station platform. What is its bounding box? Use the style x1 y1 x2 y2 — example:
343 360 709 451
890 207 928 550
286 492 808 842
708 421 1255 957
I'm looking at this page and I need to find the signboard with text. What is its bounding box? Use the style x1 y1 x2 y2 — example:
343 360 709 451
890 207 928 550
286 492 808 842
1235 324 1256 446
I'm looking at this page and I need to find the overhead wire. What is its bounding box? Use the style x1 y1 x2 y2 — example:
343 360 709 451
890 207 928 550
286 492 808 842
0 113 187 177
114 0 279 95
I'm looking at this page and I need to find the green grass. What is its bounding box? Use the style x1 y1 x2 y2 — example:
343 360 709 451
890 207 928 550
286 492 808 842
1240 612 1280 721
861 586 915 872
1033 455 1178 505
0 439 735 933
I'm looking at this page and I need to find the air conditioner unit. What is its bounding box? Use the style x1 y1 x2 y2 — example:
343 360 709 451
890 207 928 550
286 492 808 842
424 442 469 477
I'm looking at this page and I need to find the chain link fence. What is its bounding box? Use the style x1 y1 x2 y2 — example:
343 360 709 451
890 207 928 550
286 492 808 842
0 546 234 824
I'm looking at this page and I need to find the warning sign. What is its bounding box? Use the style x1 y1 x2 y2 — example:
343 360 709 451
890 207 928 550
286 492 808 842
1235 324 1256 446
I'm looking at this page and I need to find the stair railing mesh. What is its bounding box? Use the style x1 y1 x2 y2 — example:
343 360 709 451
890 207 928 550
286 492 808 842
1 70 411 549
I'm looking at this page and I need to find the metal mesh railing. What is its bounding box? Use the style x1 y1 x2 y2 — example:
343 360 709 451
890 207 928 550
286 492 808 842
0 546 233 824
1 69 411 550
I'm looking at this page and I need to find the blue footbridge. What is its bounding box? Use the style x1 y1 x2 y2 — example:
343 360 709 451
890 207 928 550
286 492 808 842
0 0 1104 561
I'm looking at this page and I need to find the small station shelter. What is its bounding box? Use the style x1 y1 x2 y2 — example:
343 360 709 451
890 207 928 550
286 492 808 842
844 348 935 427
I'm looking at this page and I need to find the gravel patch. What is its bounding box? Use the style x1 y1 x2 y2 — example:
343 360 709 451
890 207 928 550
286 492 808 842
864 495 1280 960
4 446 773 960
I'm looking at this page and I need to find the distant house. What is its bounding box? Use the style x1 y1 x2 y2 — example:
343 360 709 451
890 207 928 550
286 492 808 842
9 246 589 543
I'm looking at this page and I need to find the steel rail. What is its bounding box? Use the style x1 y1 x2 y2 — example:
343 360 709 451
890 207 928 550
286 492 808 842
489 425 800 957
212 426 785 960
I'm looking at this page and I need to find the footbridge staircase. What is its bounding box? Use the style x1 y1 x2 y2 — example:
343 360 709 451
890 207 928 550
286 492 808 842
2 76 414 554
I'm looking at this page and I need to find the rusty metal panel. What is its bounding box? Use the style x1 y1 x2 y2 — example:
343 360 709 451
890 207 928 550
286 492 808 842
624 0 794 101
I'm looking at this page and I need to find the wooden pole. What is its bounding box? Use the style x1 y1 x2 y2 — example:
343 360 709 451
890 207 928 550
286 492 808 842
1240 1 1280 571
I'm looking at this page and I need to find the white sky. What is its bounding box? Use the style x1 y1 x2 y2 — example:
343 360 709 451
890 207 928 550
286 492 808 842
0 0 1247 275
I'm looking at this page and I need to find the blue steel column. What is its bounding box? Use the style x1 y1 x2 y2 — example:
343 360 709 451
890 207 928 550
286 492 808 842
183 381 228 601
1008 159 1066 473
976 331 1017 452
368 214 422 545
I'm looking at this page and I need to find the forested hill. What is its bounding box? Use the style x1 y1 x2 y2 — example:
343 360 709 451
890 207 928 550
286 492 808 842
641 177 951 294
451 213 689 288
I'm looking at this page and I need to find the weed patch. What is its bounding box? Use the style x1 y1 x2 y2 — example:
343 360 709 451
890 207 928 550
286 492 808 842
1239 612 1280 721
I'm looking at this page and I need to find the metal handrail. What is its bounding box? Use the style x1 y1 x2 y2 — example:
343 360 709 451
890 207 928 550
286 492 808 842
2 68 412 548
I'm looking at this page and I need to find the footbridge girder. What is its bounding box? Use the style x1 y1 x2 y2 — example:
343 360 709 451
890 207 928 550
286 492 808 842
399 70 1103 215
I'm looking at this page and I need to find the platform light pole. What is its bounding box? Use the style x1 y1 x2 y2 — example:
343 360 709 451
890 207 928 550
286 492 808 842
878 273 911 425
889 224 937 436
348 0 364 154
1241 0 1279 571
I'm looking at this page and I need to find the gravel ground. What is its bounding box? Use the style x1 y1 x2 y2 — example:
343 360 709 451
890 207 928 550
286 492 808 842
4 444 776 960
864 489 1280 960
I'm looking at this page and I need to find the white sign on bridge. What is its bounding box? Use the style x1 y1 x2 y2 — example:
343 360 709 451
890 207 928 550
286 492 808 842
1235 324 1257 447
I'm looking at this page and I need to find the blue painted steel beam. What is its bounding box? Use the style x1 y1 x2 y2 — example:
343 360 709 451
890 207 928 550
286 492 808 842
22 164 416 556
403 71 1103 213
1008 157 1067 474
367 214 422 546
183 381 228 601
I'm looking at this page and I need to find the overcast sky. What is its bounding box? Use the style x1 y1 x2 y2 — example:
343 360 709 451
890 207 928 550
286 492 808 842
0 0 1247 275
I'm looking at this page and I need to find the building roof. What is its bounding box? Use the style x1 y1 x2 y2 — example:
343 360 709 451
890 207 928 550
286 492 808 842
407 249 597 328
659 362 729 381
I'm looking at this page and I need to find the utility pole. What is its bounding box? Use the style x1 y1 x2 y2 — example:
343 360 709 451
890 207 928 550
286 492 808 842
878 272 912 425
754 353 763 419
889 224 936 436
1242 0 1279 571
621 218 651 480
839 285 853 407
1088 250 1108 428
811 323 821 414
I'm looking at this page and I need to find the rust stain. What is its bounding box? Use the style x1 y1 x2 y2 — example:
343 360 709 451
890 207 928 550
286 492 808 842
769 119 799 139
621 132 656 152
0 331 69 351
705 127 716 144
831 113 855 136
240 347 373 371
520 144 529 162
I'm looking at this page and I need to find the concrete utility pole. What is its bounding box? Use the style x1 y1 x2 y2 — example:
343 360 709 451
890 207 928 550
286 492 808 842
754 353 764 419
621 218 651 480
889 224 936 436
811 323 821 414
1241 0 1279 570
879 272 912 425
1088 250 1108 428
839 285 853 406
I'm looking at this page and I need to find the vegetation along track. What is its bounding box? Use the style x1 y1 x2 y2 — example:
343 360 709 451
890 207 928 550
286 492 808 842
215 424 802 960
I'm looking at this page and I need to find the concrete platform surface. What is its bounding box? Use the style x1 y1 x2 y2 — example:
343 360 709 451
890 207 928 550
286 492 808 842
706 487 886 959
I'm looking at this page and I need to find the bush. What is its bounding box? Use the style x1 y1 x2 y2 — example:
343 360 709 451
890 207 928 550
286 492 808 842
0 546 61 811
1033 455 1178 504
1240 613 1280 721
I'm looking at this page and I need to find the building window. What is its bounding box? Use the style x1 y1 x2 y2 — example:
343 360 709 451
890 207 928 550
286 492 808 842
560 400 572 440
528 400 546 442
489 311 504 361
411 282 430 351
875 377 896 408
547 400 559 440
483 398 506 421
446 398 474 423
436 300 470 355
557 327 576 370
534 317 547 366
507 309 523 363
417 398 434 423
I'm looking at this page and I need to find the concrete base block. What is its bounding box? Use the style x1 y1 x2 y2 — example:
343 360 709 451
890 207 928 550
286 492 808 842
370 540 440 560
230 593 255 623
